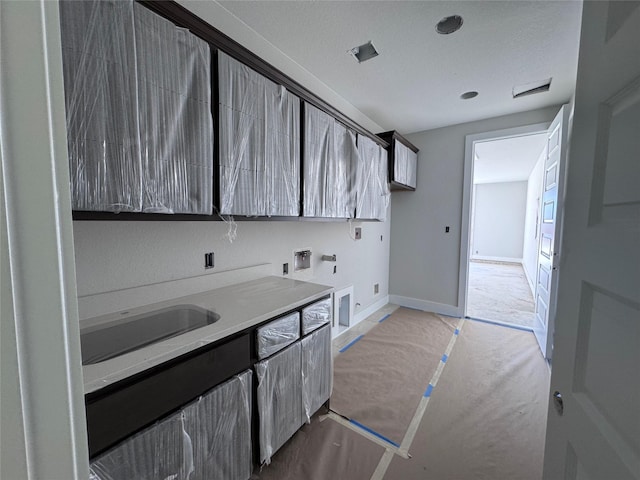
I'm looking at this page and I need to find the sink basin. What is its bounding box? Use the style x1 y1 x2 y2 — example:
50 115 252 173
81 305 220 365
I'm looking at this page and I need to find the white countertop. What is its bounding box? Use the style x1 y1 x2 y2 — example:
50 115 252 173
82 276 332 394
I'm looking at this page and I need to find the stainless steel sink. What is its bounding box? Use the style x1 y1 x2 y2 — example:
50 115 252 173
81 305 220 365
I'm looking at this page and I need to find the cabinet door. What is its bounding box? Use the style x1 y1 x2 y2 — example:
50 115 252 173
256 311 301 360
303 104 357 218
218 52 300 216
356 135 389 220
256 342 303 465
406 148 418 189
89 407 189 480
183 370 253 480
393 141 417 189
59 1 214 215
301 324 332 423
301 298 332 335
90 370 253 480
133 3 213 215
59 0 142 213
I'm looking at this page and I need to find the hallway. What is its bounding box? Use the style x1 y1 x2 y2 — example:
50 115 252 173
467 260 536 328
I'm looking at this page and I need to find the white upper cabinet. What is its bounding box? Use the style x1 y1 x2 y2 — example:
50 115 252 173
59 0 214 214
218 51 300 217
303 104 357 218
355 135 390 221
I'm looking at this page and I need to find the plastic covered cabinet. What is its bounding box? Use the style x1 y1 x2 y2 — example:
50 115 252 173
90 370 253 480
256 312 300 360
355 134 390 221
59 0 213 214
301 297 332 335
218 51 300 216
303 103 358 218
377 130 419 191
301 324 332 423
255 342 304 465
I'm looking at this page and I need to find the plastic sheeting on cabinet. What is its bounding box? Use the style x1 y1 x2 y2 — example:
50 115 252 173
218 52 300 216
256 312 300 360
59 0 213 214
301 324 333 423
303 104 358 218
89 370 252 480
394 141 418 189
301 298 332 335
182 370 253 480
256 342 304 465
356 134 390 221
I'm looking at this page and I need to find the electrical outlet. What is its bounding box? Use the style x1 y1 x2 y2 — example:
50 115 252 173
354 227 362 240
204 252 214 269
283 263 289 275
374 283 379 295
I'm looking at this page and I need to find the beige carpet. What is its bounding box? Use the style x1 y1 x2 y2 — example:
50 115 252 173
467 261 536 328
386 319 551 480
330 308 457 445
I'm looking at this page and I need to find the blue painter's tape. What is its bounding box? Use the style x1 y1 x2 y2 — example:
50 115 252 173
466 316 534 333
424 384 434 397
339 335 364 353
378 314 391 323
441 354 448 363
349 419 400 447
454 328 460 335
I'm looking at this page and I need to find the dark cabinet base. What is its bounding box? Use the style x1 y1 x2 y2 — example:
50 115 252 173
85 332 251 458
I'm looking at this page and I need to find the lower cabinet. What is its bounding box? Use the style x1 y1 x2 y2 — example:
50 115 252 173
256 322 333 465
301 324 332 423
89 370 253 480
255 342 304 465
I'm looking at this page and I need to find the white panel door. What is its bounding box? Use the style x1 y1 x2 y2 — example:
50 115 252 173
543 2 640 479
534 105 569 359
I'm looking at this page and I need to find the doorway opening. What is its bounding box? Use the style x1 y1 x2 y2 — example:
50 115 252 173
466 133 547 330
459 123 549 331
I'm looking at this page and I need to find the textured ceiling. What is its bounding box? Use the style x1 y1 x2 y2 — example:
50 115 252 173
474 133 548 184
217 0 582 134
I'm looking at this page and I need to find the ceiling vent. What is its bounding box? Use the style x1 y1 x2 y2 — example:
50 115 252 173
348 41 379 63
436 15 463 35
513 78 552 98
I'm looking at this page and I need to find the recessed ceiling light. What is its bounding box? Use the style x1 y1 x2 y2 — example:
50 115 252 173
512 78 552 98
436 15 463 35
460 91 478 100
348 41 379 63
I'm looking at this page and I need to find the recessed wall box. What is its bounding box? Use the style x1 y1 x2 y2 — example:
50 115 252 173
294 249 312 271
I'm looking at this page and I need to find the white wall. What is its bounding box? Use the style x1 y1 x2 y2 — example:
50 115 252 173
73 219 390 320
471 181 527 262
388 106 561 312
522 148 546 292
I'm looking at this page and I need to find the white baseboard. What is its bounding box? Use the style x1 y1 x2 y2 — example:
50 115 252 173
388 295 461 318
471 255 523 264
353 295 390 325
